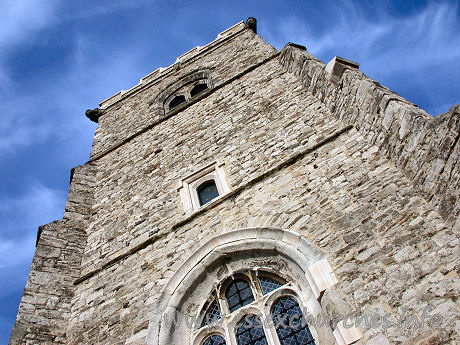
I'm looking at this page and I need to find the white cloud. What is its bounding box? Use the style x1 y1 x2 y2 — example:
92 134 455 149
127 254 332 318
0 0 57 47
263 1 459 115
266 1 460 68
0 235 35 271
0 23 145 157
0 113 54 153
61 0 153 21
0 182 66 239
0 0 57 90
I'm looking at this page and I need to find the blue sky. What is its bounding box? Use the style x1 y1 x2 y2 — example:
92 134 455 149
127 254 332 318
0 0 458 342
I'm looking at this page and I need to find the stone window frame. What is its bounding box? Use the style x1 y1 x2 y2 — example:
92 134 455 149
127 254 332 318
193 269 320 345
164 78 210 112
151 69 214 116
165 92 187 111
146 227 363 345
178 159 230 214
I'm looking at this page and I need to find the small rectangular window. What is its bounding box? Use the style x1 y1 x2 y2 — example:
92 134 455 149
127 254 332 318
178 159 230 214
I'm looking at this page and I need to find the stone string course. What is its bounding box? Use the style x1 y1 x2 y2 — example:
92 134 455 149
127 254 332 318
10 20 459 345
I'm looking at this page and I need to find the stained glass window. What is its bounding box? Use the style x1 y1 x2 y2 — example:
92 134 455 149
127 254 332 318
236 315 268 345
259 277 283 295
201 299 221 327
197 180 219 206
203 334 226 345
196 271 317 345
272 297 316 345
225 279 255 313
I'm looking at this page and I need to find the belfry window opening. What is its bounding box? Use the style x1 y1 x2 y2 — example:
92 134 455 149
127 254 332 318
161 74 212 114
190 83 208 97
169 95 186 109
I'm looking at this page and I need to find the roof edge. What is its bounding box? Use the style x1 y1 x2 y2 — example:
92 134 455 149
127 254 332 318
279 44 460 226
99 20 253 110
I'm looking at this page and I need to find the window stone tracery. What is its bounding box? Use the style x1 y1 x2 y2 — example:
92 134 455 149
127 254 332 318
151 69 214 117
146 227 360 345
196 270 317 345
272 297 316 345
201 296 222 327
203 334 226 345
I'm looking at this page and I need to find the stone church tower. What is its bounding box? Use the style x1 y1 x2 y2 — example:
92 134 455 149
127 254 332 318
10 18 459 345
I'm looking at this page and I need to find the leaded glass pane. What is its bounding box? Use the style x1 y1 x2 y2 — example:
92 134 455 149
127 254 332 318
236 315 268 345
225 279 255 313
203 334 226 345
272 297 316 345
259 277 283 295
197 180 219 206
201 299 221 327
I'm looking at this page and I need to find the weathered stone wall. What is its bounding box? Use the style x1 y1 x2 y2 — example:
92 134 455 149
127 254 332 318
11 21 459 345
68 127 459 344
9 163 95 344
78 58 344 278
91 24 276 159
279 45 460 227
64 30 458 344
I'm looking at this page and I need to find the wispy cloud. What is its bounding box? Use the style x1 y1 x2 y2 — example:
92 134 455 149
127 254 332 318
0 0 57 88
268 1 460 65
61 0 153 21
0 96 54 153
0 4 148 157
0 183 63 344
0 235 35 272
0 0 59 153
0 0 57 47
264 1 459 114
0 182 65 290
0 182 66 239
0 178 66 342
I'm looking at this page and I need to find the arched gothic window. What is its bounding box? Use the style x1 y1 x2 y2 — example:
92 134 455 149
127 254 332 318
203 334 226 345
225 279 255 313
155 71 213 115
272 297 316 345
147 228 352 345
201 294 221 327
236 314 268 345
260 277 283 295
195 270 317 345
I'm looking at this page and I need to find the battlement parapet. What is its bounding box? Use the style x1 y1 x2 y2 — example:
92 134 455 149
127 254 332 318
99 21 247 110
279 44 460 225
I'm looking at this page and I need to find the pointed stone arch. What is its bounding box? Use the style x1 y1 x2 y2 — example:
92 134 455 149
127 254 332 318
145 227 338 345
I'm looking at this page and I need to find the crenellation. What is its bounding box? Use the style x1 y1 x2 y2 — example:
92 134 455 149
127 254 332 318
99 21 248 111
91 29 276 158
279 44 460 227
